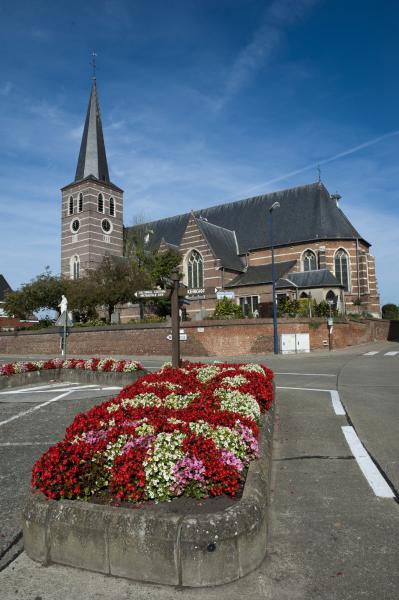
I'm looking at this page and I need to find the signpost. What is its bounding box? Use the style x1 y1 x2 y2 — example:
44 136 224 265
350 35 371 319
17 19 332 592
327 300 334 351
55 311 73 357
136 275 187 367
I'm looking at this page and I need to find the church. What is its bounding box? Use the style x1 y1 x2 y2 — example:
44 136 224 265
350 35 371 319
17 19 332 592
61 77 381 320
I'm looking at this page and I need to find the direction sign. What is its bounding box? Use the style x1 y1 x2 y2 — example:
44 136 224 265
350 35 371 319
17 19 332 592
216 290 235 300
166 333 188 341
135 289 167 299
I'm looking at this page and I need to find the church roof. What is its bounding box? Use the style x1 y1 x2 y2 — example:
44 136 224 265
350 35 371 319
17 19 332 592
225 261 297 288
276 269 343 289
195 218 245 272
74 79 110 184
129 183 369 260
0 274 13 302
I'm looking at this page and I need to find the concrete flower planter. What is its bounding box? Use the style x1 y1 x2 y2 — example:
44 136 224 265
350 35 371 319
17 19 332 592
22 398 275 587
0 368 146 390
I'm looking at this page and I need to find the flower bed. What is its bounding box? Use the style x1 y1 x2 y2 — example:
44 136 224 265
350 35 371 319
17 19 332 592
0 357 143 377
32 361 274 503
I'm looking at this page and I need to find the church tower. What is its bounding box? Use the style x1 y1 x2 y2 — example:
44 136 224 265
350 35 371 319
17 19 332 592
61 75 124 279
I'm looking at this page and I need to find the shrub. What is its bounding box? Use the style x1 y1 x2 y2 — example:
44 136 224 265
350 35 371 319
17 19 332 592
382 304 399 320
213 298 243 320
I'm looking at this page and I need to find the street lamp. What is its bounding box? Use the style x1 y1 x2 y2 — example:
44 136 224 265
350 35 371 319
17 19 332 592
269 201 280 354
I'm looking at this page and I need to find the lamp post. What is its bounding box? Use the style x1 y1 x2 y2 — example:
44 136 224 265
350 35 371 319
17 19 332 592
269 201 280 354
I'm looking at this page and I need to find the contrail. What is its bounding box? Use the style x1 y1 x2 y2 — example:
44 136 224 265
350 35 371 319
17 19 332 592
230 128 399 199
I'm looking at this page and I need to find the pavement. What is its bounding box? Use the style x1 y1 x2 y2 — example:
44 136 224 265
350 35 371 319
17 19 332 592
0 340 398 599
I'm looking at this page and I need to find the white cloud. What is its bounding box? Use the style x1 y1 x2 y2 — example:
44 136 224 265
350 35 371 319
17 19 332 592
0 81 12 96
213 0 320 110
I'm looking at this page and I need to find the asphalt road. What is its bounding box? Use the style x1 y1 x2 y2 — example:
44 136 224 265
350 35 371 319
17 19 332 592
0 341 398 599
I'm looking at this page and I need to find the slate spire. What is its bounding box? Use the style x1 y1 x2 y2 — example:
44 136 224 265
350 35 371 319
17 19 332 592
74 78 110 183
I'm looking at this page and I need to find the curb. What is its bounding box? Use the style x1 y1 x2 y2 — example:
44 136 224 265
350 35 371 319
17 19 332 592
22 395 275 587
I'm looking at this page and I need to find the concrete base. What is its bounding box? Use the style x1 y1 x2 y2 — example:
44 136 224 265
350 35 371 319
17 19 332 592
22 401 275 587
0 368 146 390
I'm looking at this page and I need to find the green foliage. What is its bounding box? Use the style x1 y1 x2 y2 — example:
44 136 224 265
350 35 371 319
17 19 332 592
314 300 330 317
86 256 151 323
278 297 336 318
3 268 66 318
150 250 181 286
382 303 399 320
308 320 322 329
277 299 300 317
213 298 243 320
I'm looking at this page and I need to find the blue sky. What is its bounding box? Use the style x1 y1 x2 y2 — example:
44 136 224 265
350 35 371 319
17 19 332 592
1 0 398 305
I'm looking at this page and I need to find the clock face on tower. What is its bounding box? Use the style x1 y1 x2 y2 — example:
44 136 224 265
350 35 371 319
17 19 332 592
101 218 112 233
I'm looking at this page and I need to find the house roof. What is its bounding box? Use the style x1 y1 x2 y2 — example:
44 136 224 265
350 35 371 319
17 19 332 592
195 217 245 272
276 269 343 289
74 79 111 185
225 261 297 288
127 183 368 261
0 274 13 302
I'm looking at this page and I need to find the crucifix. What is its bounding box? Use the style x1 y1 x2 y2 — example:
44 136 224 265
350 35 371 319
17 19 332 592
91 51 97 79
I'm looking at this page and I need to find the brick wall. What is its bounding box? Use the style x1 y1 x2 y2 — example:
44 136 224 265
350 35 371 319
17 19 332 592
0 318 392 357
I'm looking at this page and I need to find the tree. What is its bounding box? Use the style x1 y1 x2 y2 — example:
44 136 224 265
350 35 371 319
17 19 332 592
3 268 66 318
150 249 181 286
87 256 150 323
382 303 399 320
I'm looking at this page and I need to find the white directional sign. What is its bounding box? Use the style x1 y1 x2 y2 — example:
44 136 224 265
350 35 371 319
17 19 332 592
216 290 235 300
135 289 167 299
166 333 188 341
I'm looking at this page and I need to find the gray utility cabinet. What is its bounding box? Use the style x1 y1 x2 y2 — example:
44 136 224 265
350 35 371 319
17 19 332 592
280 333 310 354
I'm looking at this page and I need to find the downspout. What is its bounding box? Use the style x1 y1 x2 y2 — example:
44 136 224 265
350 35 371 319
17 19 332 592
356 238 361 301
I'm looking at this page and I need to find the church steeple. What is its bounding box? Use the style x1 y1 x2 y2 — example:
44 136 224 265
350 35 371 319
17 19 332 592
74 78 110 183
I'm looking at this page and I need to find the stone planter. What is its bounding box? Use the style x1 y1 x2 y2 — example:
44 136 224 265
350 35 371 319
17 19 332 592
22 398 275 587
0 368 146 390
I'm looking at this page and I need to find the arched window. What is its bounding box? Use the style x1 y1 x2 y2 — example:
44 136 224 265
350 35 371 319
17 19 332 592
188 250 204 289
71 255 80 280
109 197 115 216
78 193 83 212
68 196 74 215
98 193 104 213
302 249 317 271
335 249 350 291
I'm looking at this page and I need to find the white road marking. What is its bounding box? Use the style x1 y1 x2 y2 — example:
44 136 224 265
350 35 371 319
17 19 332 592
384 351 399 356
277 386 333 392
341 426 395 498
0 441 57 446
0 382 80 395
274 372 336 377
330 390 346 415
0 384 104 395
277 386 346 417
0 390 73 427
363 351 379 356
101 386 123 390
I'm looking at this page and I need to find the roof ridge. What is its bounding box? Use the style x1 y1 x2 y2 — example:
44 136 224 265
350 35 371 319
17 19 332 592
195 217 235 235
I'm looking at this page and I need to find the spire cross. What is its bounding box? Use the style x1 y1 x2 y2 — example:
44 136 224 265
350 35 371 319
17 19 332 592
91 51 97 79
317 164 321 183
